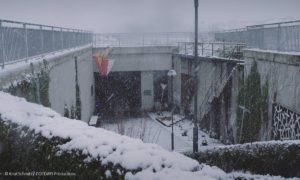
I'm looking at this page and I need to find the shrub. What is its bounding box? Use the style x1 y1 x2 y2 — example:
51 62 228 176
186 141 300 178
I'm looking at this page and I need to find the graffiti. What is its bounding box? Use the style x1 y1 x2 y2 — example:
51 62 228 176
272 103 300 140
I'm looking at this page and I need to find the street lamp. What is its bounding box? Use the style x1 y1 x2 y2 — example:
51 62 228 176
168 69 177 151
193 0 199 153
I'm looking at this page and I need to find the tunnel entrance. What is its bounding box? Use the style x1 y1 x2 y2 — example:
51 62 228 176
94 71 141 117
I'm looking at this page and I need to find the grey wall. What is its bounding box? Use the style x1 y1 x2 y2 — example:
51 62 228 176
0 47 95 123
93 46 177 72
175 54 242 144
49 48 94 122
244 49 300 140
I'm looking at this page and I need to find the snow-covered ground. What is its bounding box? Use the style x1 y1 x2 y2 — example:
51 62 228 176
0 92 295 179
148 112 223 151
101 112 222 152
102 117 191 152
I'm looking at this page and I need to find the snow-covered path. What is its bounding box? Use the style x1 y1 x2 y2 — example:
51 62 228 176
102 117 191 152
101 115 222 152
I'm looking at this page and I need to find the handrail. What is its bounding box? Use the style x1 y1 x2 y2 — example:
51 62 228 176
0 19 93 68
0 19 92 33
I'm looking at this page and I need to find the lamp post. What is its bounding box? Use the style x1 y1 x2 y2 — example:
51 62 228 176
168 69 177 151
193 0 199 153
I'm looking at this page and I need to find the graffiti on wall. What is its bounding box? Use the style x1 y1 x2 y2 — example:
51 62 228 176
272 103 300 140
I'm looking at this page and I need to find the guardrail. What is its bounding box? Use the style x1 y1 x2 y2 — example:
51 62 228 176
215 20 300 52
0 19 93 68
93 32 214 47
178 42 246 59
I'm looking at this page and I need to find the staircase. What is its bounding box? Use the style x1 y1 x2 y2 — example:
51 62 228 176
198 46 242 120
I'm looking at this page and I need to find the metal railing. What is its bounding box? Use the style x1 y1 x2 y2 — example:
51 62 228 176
215 20 300 52
0 19 93 68
93 32 214 47
178 42 246 59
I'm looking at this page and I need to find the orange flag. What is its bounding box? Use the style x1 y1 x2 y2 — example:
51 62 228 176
93 48 113 76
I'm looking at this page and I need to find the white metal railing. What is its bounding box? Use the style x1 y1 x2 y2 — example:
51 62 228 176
0 19 93 68
178 42 246 59
93 32 215 47
215 20 300 52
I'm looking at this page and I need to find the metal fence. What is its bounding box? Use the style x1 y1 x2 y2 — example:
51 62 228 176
215 20 300 52
0 19 93 68
178 42 246 59
93 32 214 47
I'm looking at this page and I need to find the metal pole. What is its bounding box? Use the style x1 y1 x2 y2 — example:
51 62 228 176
0 20 5 69
211 43 214 56
40 25 44 54
60 28 64 50
36 73 41 104
24 24 29 62
277 24 281 51
171 75 174 151
193 0 199 153
52 27 55 52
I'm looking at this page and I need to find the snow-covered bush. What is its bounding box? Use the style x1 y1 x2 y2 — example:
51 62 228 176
187 141 300 178
3 60 51 107
0 92 231 180
236 61 268 143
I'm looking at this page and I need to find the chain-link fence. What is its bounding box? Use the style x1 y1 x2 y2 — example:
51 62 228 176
215 20 300 52
0 19 93 68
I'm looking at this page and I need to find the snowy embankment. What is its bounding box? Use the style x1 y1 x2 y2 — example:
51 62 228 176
0 92 228 180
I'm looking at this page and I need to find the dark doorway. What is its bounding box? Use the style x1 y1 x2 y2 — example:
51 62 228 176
94 71 141 117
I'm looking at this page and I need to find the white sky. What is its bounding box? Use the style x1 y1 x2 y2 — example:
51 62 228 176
0 0 299 33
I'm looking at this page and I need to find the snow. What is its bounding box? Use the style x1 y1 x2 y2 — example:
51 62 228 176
101 117 192 152
105 170 112 178
148 112 223 151
245 48 300 56
200 139 300 152
0 91 225 180
0 92 295 179
148 111 184 127
89 116 98 126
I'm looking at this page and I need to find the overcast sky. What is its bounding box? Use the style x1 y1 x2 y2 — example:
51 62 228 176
0 0 299 33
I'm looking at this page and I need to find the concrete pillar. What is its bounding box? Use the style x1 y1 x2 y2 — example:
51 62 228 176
141 71 154 111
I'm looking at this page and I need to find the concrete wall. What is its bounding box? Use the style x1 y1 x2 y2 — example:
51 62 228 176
0 47 95 123
175 54 242 144
243 49 300 140
48 48 95 122
141 71 154 110
93 46 177 72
